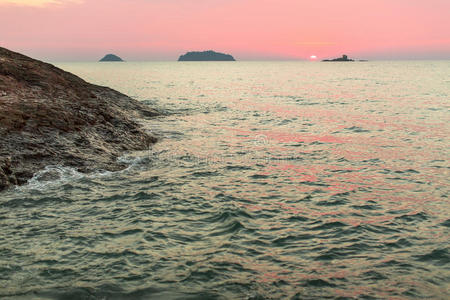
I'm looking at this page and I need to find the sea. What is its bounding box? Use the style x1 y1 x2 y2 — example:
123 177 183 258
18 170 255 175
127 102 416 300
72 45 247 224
1 61 449 299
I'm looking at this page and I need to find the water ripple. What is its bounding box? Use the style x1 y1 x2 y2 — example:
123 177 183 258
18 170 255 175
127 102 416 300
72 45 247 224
1 61 449 299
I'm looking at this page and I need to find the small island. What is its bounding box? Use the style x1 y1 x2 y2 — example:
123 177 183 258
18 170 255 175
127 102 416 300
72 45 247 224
178 50 236 61
99 54 124 62
322 54 354 62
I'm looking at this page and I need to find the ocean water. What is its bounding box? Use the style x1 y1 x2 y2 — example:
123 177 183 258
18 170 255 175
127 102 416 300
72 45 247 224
1 61 449 299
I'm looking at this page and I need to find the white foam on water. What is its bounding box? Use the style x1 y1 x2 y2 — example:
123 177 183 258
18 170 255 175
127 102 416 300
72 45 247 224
23 165 84 191
19 152 153 191
118 152 153 171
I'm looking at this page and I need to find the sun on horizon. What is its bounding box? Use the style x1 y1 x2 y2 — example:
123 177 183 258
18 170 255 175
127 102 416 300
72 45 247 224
0 0 448 60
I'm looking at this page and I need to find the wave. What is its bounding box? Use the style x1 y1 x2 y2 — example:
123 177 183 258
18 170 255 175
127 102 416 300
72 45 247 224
2 286 225 300
17 153 153 191
22 165 85 190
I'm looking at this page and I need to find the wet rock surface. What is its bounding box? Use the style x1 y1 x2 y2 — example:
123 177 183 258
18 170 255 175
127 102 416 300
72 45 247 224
0 47 159 191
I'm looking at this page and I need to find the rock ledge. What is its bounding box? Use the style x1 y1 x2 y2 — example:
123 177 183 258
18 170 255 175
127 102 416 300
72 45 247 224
0 47 158 191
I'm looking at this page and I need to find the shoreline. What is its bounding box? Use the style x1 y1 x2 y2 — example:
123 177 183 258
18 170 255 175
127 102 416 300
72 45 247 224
0 47 160 191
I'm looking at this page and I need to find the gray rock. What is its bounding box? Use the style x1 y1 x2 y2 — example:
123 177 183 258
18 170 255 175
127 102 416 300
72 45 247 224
0 47 159 191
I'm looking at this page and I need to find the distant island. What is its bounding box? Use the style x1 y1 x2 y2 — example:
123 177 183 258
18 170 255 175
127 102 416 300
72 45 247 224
178 50 236 61
322 54 354 62
99 54 124 62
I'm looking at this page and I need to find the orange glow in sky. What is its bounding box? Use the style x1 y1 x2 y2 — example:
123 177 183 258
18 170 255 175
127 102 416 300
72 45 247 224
0 0 449 60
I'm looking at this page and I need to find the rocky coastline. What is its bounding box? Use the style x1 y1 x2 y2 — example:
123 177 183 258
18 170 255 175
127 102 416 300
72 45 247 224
0 47 158 191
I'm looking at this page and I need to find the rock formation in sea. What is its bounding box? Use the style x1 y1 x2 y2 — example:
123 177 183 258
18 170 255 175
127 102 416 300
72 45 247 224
322 54 355 62
99 54 124 62
0 47 159 191
178 50 236 61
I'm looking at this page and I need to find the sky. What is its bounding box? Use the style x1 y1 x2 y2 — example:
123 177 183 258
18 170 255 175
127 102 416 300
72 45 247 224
0 0 449 61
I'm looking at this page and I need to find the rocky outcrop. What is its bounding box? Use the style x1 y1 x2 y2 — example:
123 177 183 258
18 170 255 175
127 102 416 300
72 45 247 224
0 47 159 191
0 157 17 190
178 50 235 61
99 54 124 62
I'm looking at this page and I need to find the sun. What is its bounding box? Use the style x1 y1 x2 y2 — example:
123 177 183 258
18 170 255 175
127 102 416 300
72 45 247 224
309 55 317 60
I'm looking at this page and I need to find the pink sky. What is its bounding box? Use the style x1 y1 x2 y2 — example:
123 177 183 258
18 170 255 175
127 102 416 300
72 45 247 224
0 0 449 61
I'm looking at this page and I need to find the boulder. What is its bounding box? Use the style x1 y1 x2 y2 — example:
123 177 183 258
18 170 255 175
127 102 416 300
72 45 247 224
0 47 159 191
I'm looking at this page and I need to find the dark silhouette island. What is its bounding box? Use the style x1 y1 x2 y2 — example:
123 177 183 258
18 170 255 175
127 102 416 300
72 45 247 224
99 54 124 62
178 50 236 61
322 54 354 62
0 47 159 191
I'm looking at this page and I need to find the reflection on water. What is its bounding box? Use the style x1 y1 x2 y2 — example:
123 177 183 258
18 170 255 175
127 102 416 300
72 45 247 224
0 61 449 299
